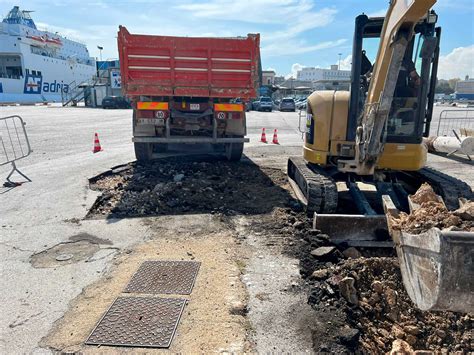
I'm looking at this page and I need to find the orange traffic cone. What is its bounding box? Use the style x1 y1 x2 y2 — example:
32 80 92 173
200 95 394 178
93 133 102 153
260 128 267 143
272 129 279 144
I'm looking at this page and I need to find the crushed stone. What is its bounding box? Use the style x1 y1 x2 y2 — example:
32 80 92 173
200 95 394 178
390 184 473 234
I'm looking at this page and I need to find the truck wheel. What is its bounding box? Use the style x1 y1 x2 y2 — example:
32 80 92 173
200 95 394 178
225 141 244 161
134 142 153 161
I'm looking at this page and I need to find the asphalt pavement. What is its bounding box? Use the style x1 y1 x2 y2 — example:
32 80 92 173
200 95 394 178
0 105 303 353
0 104 472 353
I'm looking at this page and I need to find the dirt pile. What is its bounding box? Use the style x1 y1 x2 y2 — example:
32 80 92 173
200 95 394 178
410 183 440 205
263 209 473 353
306 256 473 352
389 183 474 234
87 156 295 218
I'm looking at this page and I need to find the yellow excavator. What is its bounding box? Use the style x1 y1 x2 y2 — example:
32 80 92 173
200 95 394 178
288 0 474 312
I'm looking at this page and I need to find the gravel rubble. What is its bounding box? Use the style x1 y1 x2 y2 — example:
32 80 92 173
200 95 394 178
87 156 294 218
87 160 473 353
263 209 473 353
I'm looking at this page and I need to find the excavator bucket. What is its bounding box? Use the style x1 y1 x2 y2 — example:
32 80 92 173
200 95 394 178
312 213 391 247
391 228 474 312
383 196 474 313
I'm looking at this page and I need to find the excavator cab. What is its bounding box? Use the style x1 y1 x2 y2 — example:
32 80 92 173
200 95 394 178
349 13 440 161
301 11 441 175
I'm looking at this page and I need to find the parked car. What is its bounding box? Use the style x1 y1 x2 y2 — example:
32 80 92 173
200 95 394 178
279 97 296 112
231 97 251 111
102 96 131 109
245 101 252 111
294 97 305 105
296 99 307 110
251 100 260 110
257 96 273 112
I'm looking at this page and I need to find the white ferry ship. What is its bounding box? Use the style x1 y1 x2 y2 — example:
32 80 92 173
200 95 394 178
0 6 96 103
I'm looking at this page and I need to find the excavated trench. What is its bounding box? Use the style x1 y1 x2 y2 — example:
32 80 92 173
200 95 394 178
85 156 473 353
86 155 297 218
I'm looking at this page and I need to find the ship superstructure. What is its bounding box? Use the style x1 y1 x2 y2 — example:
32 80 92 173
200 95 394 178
0 6 96 103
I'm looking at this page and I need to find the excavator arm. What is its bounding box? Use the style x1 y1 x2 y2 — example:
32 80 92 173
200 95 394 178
343 0 436 175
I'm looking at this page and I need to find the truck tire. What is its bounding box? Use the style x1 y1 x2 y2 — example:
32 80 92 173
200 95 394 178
134 142 153 161
225 141 244 161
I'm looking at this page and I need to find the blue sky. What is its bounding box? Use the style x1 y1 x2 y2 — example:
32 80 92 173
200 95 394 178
1 0 473 79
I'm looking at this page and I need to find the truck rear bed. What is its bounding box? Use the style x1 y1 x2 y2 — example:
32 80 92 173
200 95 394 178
117 26 260 99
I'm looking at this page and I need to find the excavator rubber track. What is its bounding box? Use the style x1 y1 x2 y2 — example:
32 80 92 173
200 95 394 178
287 156 338 215
408 167 474 210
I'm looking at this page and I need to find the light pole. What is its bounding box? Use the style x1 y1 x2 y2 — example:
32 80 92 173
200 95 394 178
338 53 342 70
97 46 103 62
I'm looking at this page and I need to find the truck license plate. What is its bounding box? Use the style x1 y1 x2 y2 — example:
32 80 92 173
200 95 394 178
137 118 164 125
190 103 200 110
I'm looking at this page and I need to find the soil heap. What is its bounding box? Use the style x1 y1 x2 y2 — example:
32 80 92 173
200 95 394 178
87 156 294 218
270 202 473 353
389 183 473 234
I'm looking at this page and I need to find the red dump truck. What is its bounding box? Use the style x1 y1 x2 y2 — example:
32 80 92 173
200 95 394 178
117 26 261 161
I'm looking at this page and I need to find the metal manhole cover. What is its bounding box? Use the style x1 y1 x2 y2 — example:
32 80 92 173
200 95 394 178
124 260 200 295
85 296 186 348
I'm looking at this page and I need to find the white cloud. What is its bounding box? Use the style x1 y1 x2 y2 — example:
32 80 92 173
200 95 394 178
263 38 347 57
285 63 304 79
263 7 337 42
435 0 474 10
36 22 101 42
339 55 352 70
21 0 347 65
437 45 474 79
265 67 276 72
175 0 341 57
175 0 330 25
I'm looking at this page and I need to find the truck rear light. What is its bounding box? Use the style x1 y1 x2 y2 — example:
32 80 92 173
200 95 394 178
214 103 244 112
137 101 169 110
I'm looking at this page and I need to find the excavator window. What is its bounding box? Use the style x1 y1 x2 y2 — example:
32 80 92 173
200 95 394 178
361 37 379 65
359 35 422 139
387 32 431 140
349 14 439 145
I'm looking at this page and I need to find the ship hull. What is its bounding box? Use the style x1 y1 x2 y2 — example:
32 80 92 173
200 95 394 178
0 56 96 103
0 10 96 104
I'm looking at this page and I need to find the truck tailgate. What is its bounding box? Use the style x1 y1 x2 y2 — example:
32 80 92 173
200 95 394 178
117 26 260 99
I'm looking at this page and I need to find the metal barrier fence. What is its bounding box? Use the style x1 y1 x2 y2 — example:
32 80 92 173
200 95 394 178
297 109 306 140
1 115 32 184
436 109 474 137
